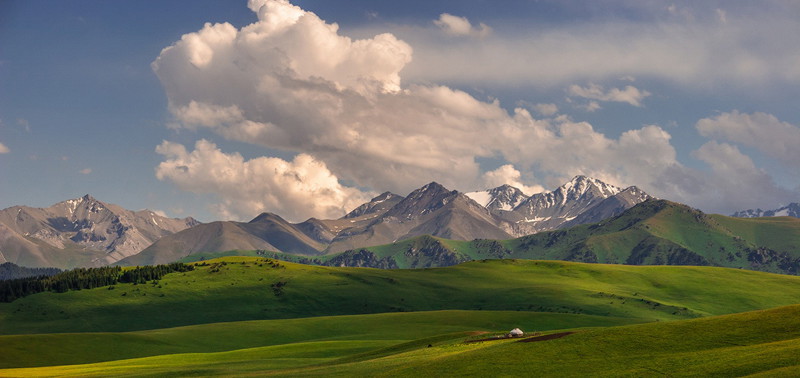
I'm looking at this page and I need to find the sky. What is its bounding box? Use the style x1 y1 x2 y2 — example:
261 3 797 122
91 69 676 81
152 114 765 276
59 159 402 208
1 0 799 223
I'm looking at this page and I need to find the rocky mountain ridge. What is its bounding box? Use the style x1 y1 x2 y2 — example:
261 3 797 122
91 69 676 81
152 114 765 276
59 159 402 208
469 175 653 234
0 195 199 268
119 176 653 266
732 203 800 218
1 176 655 268
257 200 800 275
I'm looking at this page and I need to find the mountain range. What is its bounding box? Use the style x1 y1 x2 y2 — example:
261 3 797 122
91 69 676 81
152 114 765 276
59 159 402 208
467 175 651 234
0 195 198 268
10 176 796 272
118 176 652 266
732 203 800 218
213 199 800 275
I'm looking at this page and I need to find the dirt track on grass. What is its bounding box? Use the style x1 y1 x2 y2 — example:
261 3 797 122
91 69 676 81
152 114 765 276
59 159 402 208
517 331 575 342
464 331 575 344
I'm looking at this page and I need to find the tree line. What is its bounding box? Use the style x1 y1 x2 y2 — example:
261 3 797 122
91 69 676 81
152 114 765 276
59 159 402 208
0 262 62 281
0 262 194 302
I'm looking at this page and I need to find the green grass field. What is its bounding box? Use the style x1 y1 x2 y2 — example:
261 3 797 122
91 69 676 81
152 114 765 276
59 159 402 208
3 256 800 376
5 304 800 377
0 310 636 369
6 257 800 334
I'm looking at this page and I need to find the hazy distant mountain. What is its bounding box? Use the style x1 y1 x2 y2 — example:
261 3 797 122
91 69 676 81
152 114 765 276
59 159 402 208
732 203 800 218
0 195 198 268
120 191 411 265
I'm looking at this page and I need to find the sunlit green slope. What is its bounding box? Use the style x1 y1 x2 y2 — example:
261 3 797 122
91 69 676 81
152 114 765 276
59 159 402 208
4 257 800 335
0 310 634 369
6 304 800 377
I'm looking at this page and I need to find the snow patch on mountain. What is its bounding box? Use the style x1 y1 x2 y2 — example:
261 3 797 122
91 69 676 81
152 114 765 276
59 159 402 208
732 203 799 218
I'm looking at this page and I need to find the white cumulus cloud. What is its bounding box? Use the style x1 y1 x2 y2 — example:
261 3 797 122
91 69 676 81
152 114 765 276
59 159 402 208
482 165 544 195
434 13 491 38
532 103 559 117
0 142 9 154
155 139 373 222
687 141 796 212
696 111 800 168
152 0 798 218
568 83 651 107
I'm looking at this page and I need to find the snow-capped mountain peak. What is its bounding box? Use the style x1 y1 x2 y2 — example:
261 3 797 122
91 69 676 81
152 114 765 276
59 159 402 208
498 176 650 235
732 203 800 218
557 175 621 202
466 184 529 212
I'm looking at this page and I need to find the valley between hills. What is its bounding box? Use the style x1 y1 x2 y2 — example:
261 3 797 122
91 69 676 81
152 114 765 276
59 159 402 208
1 176 800 376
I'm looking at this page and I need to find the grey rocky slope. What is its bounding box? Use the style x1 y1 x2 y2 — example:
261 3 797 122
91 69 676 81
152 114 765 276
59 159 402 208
732 203 800 218
119 176 653 265
122 183 513 264
119 212 329 266
324 182 513 253
0 195 198 268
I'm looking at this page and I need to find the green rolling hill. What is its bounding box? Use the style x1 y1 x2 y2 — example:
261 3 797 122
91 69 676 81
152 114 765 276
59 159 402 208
9 305 800 376
5 257 800 335
3 257 800 376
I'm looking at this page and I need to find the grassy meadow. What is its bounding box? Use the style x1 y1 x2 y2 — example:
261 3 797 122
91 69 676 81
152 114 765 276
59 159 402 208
3 256 800 376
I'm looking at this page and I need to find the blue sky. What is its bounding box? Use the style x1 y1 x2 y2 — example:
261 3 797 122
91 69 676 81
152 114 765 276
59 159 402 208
1 0 799 222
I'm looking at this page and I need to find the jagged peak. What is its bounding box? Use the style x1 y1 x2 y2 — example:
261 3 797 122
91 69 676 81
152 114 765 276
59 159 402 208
492 183 517 191
732 202 800 218
372 191 397 201
62 194 98 205
415 181 449 193
343 191 403 219
249 212 288 224
557 176 621 198
383 182 462 220
183 216 202 226
56 194 106 213
404 182 455 200
403 182 458 204
488 184 525 195
620 185 653 198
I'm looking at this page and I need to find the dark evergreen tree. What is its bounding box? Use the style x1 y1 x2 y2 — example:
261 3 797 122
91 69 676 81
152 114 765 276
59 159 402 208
0 263 194 302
